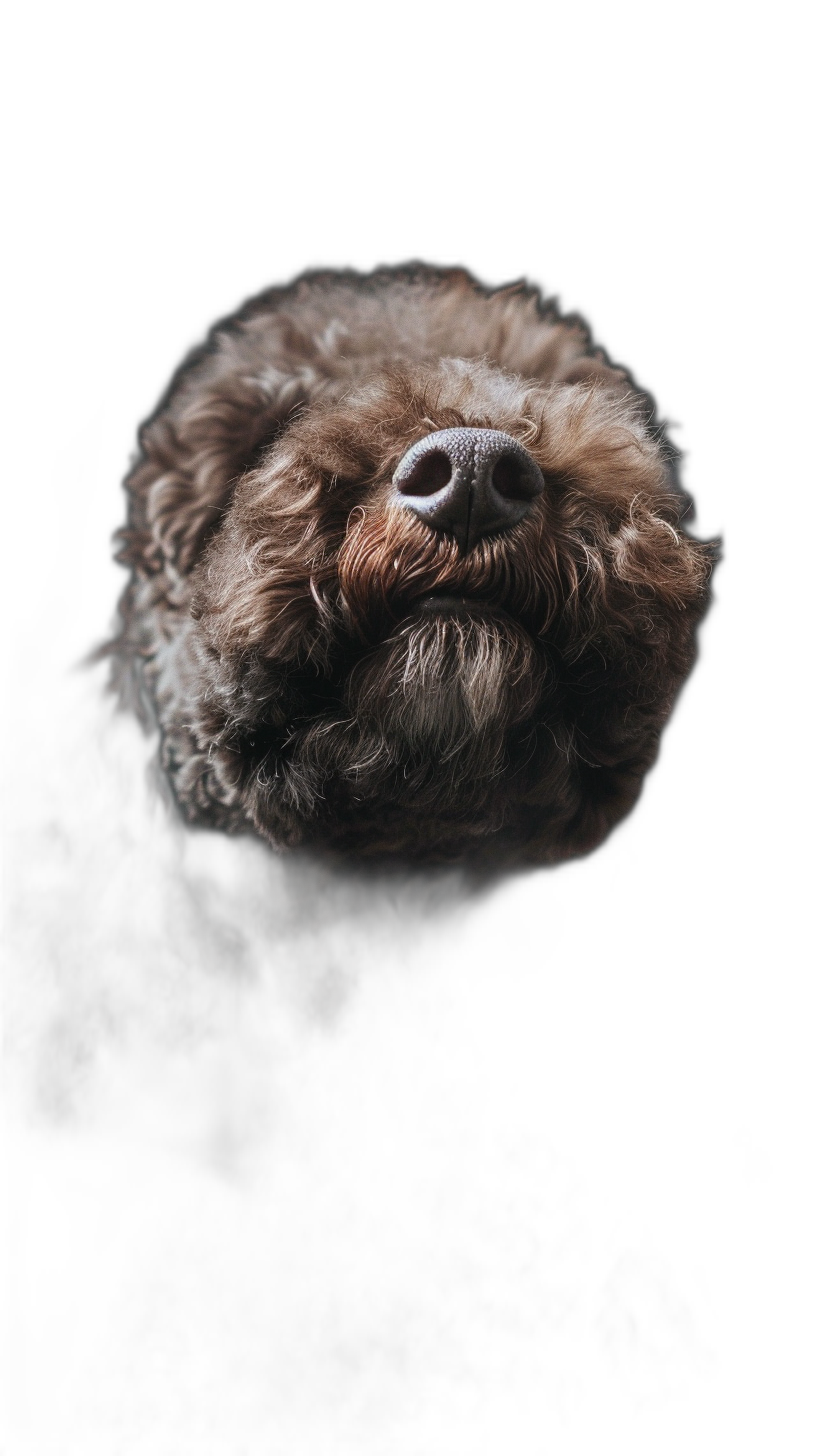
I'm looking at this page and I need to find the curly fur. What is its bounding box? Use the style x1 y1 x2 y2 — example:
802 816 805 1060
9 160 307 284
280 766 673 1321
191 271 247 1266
4 264 714 1124
112 265 717 865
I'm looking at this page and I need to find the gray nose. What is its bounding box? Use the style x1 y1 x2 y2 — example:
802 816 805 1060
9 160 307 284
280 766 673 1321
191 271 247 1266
393 427 545 551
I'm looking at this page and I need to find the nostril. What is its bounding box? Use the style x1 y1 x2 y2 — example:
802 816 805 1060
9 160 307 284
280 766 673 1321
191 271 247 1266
396 449 452 498
491 454 535 501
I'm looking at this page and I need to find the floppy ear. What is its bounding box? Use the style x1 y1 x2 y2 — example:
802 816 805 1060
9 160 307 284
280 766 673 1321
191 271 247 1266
116 340 309 580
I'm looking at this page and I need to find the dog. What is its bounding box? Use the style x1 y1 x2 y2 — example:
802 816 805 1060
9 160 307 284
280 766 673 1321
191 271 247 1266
112 265 717 865
4 270 719 1432
6 262 711 1118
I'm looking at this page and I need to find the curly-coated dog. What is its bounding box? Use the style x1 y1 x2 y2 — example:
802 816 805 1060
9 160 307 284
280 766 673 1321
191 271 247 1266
113 265 717 866
6 264 711 1124
7 267 719 1438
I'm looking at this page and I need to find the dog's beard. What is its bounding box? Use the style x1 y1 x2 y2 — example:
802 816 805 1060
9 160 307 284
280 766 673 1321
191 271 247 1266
345 607 544 758
256 607 549 842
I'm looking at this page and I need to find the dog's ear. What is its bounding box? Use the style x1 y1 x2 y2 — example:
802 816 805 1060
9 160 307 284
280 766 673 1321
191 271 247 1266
116 345 309 580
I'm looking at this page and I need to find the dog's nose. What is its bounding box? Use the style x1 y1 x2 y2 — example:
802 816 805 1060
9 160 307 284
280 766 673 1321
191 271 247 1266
393 427 545 551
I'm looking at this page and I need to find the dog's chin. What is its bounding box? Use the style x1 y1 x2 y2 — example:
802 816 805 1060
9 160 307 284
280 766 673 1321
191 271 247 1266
238 599 550 832
343 602 545 755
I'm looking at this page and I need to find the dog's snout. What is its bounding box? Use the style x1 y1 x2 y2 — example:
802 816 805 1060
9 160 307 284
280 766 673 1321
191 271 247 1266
393 427 545 551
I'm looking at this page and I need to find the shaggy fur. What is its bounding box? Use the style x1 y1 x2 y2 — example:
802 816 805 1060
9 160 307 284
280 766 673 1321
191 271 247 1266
4 267 708 1118
112 265 717 865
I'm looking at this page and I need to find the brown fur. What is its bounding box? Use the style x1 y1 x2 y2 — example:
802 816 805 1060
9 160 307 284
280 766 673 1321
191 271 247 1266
3 264 714 1124
112 265 717 865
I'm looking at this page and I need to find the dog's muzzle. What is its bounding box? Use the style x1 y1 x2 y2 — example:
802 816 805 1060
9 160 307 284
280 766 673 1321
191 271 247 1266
393 427 545 552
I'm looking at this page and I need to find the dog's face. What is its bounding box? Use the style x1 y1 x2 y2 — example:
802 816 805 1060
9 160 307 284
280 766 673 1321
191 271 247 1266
184 353 712 863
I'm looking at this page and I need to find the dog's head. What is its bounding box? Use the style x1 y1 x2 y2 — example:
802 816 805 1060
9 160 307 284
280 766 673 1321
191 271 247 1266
185 353 714 863
116 269 716 865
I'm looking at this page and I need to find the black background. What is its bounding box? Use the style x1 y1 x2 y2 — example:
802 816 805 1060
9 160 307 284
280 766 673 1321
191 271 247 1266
7 88 775 1444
